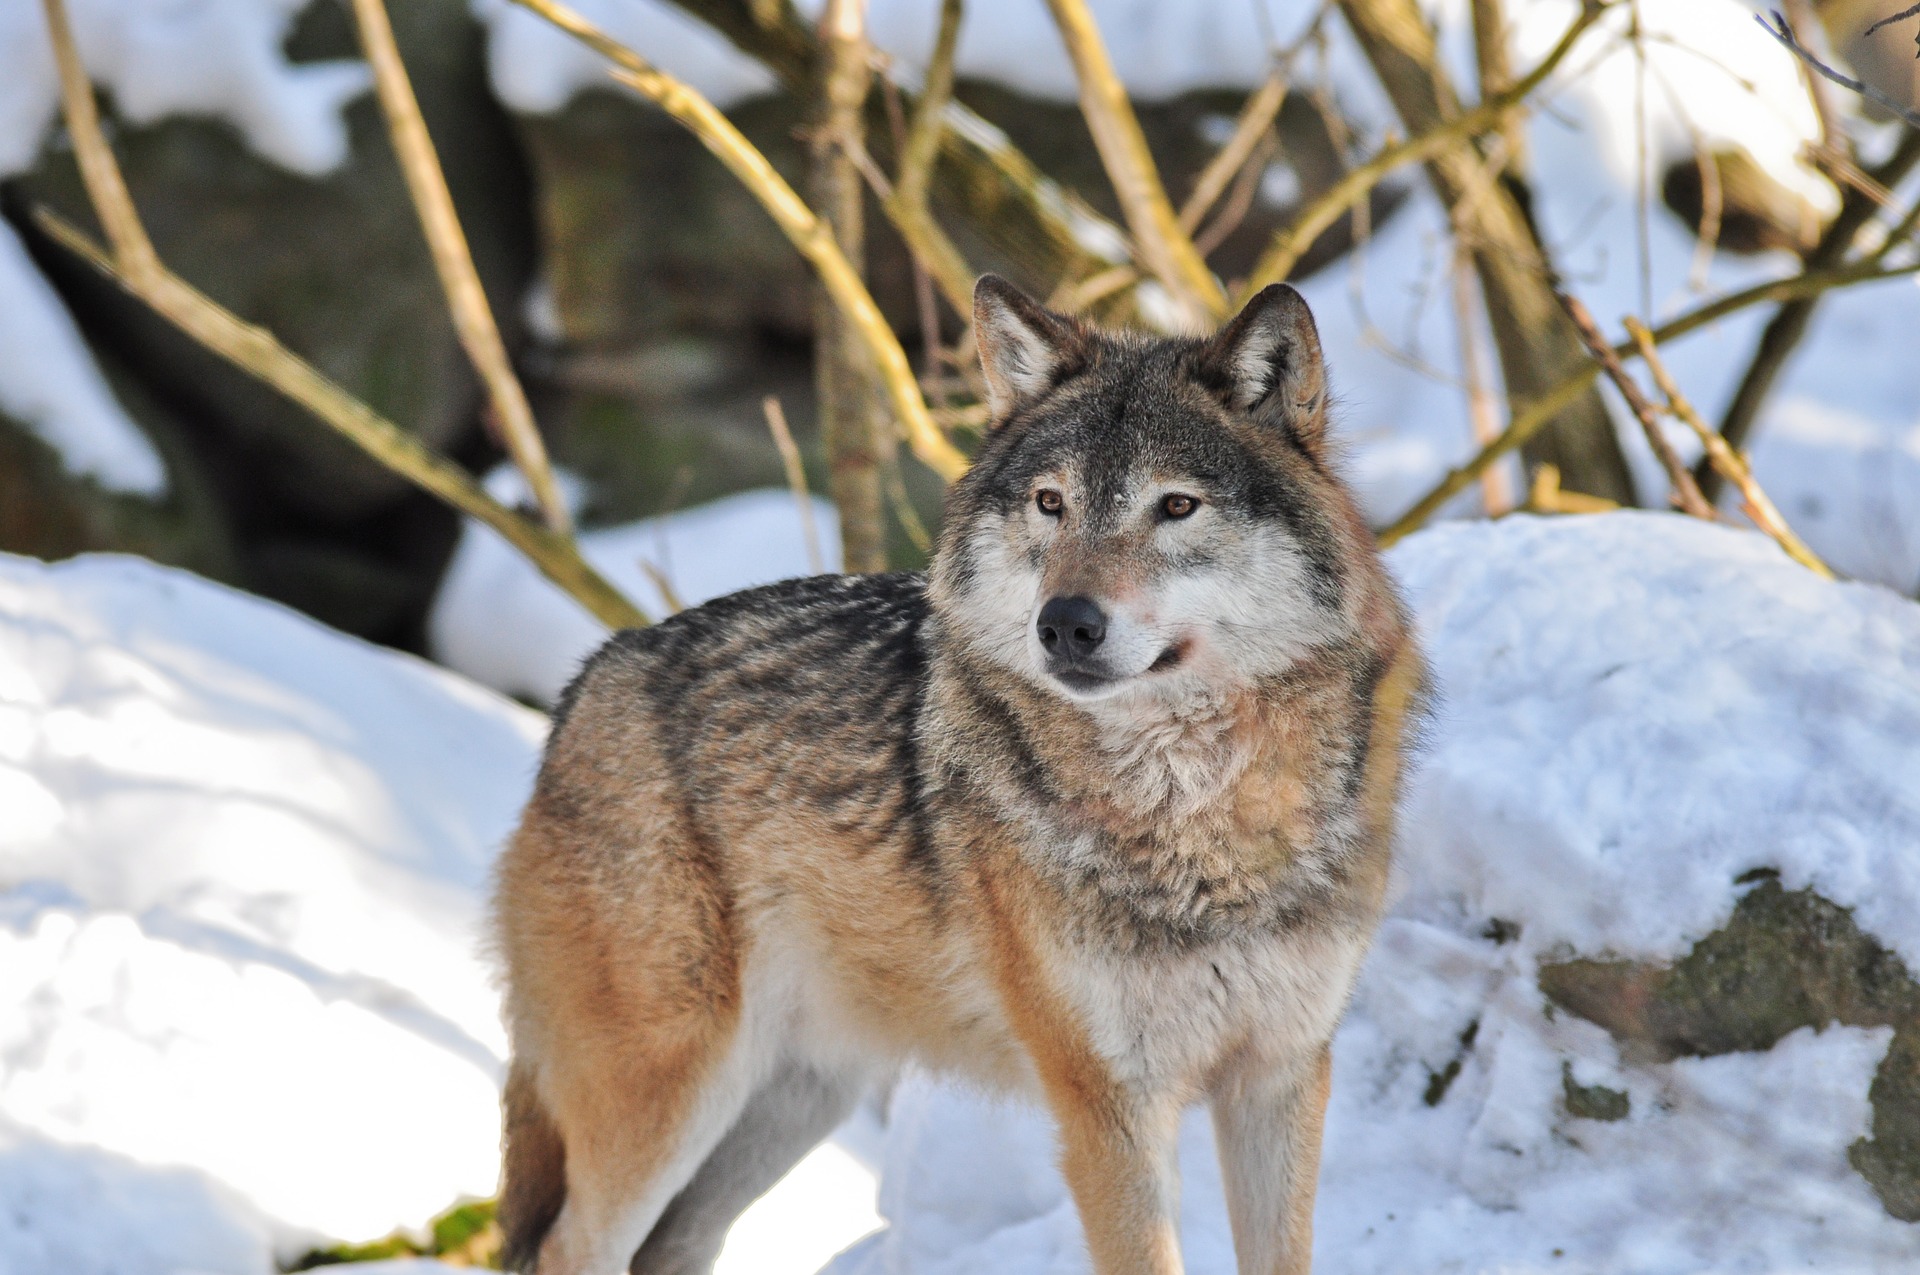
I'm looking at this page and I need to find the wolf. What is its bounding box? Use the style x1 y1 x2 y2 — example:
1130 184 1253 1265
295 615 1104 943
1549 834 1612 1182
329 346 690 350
492 275 1427 1275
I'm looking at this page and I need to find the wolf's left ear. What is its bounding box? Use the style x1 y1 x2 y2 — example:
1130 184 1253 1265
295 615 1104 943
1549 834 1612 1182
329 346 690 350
1198 284 1328 452
973 275 1086 425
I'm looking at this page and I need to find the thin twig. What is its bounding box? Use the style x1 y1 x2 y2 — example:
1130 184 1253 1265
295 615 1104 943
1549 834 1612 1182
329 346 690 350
1624 319 1833 577
1238 0 1609 299
1557 289 1716 518
1042 0 1227 323
762 396 826 576
1376 255 1920 544
505 0 967 482
1450 245 1513 515
878 0 975 316
1193 131 1279 259
1755 9 1920 131
349 0 571 533
37 0 157 280
1179 67 1289 235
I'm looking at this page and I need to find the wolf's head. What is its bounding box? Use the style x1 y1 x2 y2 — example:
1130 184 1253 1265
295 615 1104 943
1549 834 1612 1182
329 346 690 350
931 276 1384 707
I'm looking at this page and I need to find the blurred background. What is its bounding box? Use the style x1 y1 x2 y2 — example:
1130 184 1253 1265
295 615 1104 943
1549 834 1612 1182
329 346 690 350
6 0 1918 700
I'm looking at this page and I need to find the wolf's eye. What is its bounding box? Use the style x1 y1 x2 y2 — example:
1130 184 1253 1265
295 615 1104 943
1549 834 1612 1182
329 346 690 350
1036 489 1064 516
1161 494 1198 519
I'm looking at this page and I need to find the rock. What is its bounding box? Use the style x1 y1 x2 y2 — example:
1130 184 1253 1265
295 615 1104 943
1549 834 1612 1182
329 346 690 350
1540 875 1920 1219
9 0 535 527
1661 147 1823 256
0 352 235 583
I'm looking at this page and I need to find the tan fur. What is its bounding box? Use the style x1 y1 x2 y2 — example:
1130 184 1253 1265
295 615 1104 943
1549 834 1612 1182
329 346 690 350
493 281 1426 1275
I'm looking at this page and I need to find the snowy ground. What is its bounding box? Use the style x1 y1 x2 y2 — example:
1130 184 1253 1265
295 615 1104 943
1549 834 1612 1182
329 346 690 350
7 508 1920 1273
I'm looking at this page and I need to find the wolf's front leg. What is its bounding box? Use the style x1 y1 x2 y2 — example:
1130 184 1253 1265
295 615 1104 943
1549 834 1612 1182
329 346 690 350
1208 1043 1332 1275
1046 1073 1186 1275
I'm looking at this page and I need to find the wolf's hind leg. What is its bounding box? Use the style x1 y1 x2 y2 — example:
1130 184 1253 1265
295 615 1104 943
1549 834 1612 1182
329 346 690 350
1208 1042 1332 1275
628 1059 867 1274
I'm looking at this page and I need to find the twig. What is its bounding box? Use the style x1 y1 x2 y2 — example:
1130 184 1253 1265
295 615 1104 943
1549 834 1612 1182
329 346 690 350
1704 127 1920 498
1557 289 1716 519
1624 319 1833 577
505 0 967 483
1179 67 1289 235
879 0 975 316
635 559 687 617
348 0 571 534
1450 246 1513 515
1865 3 1920 38
882 458 934 556
1755 9 1920 130
1376 255 1920 544
1193 131 1279 259
762 396 826 577
1042 0 1227 323
34 0 645 629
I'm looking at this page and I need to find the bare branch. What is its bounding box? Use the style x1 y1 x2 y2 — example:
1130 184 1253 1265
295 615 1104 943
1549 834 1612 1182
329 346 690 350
1043 0 1226 323
1755 9 1920 130
1376 255 1920 544
1179 67 1289 236
1556 289 1717 520
506 0 967 482
349 0 571 533
35 0 646 629
38 209 648 628
1624 319 1833 577
761 397 825 576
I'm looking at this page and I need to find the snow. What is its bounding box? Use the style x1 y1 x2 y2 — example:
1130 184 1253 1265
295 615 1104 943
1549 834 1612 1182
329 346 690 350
0 547 880 1273
10 511 1920 1272
0 0 370 180
829 512 1920 1274
0 219 165 495
429 470 842 705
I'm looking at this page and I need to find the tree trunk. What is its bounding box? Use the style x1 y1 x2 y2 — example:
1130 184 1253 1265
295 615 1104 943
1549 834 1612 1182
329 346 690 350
1340 0 1636 504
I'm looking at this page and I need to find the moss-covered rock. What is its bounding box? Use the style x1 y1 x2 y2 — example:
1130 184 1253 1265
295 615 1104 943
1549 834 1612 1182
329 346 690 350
1540 876 1920 1219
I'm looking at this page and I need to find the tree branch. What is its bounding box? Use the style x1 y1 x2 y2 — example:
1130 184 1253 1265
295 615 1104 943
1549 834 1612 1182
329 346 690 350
1042 0 1226 323
1376 255 1920 544
507 0 967 482
1624 319 1832 577
349 0 571 533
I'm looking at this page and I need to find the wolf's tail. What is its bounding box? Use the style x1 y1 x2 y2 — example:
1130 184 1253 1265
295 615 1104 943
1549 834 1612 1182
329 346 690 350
499 1062 567 1271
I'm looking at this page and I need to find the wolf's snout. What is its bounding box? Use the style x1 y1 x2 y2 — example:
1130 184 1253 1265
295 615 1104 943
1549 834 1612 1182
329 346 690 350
1037 596 1107 660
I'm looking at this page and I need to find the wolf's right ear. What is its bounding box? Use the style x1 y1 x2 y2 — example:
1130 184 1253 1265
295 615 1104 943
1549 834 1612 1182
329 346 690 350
973 275 1084 425
1198 284 1328 453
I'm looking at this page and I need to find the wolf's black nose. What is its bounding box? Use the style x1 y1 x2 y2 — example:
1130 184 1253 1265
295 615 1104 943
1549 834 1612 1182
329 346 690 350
1037 596 1107 660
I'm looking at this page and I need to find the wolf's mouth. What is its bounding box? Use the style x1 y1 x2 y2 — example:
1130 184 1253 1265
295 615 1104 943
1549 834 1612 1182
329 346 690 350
1051 667 1120 694
1147 643 1185 673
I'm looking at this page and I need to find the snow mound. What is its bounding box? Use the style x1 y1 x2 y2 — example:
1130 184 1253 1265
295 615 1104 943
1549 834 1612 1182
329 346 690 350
829 513 1920 1274
0 551 542 1263
429 478 841 705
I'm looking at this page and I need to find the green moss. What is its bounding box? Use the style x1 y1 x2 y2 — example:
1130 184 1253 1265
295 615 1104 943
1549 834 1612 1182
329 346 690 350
1561 1062 1630 1122
285 1197 500 1270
